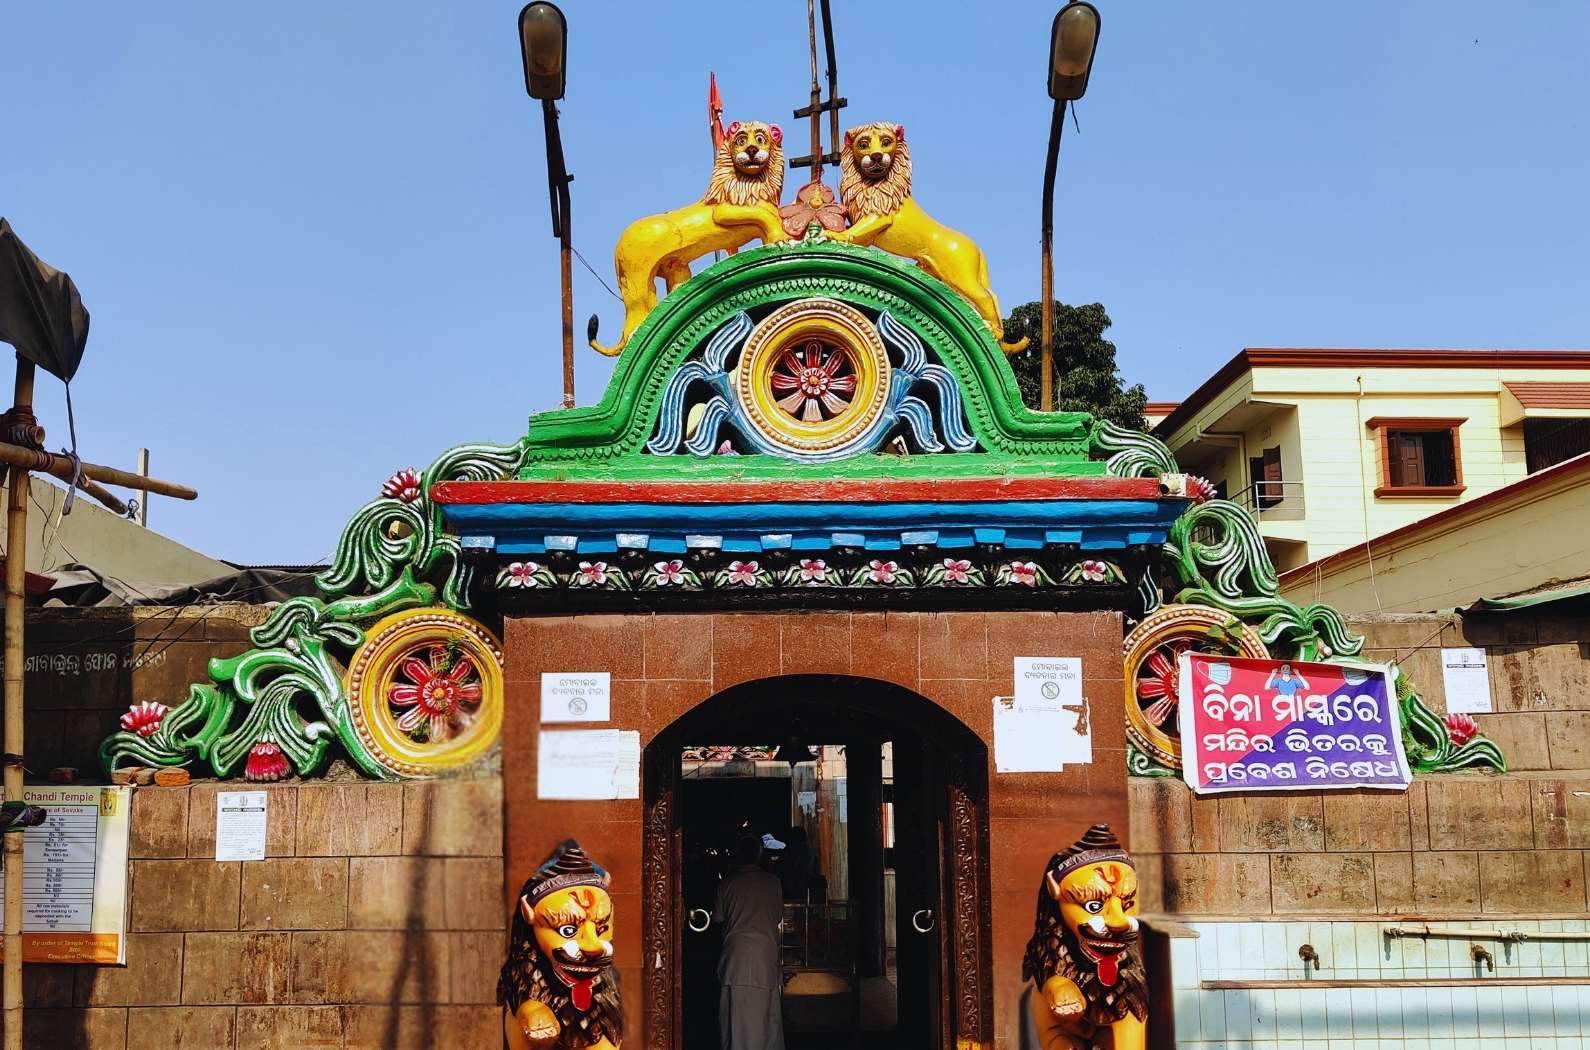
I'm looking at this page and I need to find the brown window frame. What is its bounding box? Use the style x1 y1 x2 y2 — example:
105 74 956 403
1365 416 1466 497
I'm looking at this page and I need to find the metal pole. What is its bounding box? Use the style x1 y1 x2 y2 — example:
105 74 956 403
135 448 149 527
1040 99 1065 413
818 0 840 161
2 355 33 1050
542 98 574 409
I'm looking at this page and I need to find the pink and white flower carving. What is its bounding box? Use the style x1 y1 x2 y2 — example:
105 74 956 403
1008 562 1039 587
1081 560 1109 583
576 562 611 587
941 558 971 584
505 562 541 587
727 561 760 586
652 560 687 586
866 560 899 584
798 559 828 582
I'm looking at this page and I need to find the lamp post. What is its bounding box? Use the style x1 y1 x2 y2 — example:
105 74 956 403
1040 1 1100 413
519 2 575 409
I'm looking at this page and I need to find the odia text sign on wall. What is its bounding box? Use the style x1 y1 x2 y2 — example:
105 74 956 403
1177 655 1412 794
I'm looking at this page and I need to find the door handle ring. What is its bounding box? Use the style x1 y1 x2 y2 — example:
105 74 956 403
912 908 935 933
688 908 712 933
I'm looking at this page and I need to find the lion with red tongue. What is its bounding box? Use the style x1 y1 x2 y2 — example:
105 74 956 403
499 840 623 1050
1022 824 1148 1050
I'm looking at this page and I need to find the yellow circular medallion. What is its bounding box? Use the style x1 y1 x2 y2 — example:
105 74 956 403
1123 604 1268 769
735 298 891 453
345 608 504 777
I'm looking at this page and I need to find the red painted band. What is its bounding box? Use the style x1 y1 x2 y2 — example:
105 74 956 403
431 476 1163 505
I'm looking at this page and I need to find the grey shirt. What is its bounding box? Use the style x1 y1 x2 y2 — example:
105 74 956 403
713 867 785 988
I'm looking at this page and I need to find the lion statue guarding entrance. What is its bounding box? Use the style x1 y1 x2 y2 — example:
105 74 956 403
588 121 787 357
834 122 1028 353
1023 824 1149 1050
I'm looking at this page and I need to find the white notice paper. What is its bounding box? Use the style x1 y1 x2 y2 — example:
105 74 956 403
22 804 97 932
541 673 612 722
1441 648 1493 713
539 730 631 800
617 730 641 800
215 791 268 861
995 657 1091 772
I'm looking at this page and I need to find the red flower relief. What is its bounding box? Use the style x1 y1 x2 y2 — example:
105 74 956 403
382 468 423 503
245 741 291 782
121 701 168 738
389 645 483 744
1445 712 1478 747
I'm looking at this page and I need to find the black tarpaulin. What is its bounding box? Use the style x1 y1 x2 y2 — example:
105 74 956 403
0 217 90 382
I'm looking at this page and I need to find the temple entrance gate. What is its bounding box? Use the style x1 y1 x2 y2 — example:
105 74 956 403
501 608 1131 1050
646 674 990 1049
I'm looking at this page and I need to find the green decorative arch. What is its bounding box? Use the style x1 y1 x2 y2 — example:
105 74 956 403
519 239 1096 471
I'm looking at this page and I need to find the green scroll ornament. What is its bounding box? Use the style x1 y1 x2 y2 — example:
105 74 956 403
1089 421 1507 778
100 437 528 781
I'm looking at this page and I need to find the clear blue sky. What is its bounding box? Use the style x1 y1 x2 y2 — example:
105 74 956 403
2 2 1587 565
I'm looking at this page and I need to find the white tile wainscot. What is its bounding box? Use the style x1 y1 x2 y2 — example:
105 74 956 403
1155 919 1590 1050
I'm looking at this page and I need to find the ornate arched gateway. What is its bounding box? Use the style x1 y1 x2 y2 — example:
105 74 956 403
454 231 1195 1049
93 108 1506 1050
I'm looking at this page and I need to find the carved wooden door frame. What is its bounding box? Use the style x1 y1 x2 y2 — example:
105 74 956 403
642 747 680 1050
640 735 993 1050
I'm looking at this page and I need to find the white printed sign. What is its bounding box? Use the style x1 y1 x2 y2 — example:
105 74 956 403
995 657 1091 772
1441 648 1492 714
215 791 268 862
538 729 641 800
541 673 612 722
0 786 133 964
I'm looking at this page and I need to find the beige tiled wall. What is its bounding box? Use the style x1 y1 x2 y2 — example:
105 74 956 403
23 777 507 1050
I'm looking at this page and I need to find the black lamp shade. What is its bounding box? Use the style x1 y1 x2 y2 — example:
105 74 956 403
519 2 567 100
1048 2 1101 101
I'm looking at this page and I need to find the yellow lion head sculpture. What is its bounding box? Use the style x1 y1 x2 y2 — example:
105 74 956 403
839 122 911 219
1022 824 1148 1028
703 121 785 207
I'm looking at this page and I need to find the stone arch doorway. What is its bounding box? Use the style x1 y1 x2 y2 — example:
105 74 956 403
642 674 993 1050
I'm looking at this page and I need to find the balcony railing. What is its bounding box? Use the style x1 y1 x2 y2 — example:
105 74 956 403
1230 479 1306 522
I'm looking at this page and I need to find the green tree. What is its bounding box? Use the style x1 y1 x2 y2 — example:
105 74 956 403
1001 301 1147 430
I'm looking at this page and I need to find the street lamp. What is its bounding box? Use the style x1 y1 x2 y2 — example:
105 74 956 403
1039 1 1100 412
519 2 575 408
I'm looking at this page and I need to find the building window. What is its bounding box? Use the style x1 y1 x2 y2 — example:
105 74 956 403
1247 446 1283 509
1367 417 1465 497
1523 417 1590 474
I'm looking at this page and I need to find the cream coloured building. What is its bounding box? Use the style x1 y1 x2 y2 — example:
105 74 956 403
1152 348 1590 573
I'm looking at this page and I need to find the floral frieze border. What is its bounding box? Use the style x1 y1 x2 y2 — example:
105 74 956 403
491 552 1131 593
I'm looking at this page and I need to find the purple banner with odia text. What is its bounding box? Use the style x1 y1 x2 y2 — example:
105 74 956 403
1177 655 1411 794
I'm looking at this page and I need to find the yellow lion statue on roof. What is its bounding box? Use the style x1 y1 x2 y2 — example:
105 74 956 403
587 121 787 357
834 122 1027 353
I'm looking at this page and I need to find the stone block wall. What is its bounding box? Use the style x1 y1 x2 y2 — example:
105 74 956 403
1131 611 1590 921
1345 611 1590 772
21 777 507 1050
1130 775 1589 918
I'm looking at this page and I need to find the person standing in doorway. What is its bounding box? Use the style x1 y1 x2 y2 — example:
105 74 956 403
713 835 785 1050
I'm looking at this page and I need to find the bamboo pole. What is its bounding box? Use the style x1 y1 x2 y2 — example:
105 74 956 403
0 441 196 500
2 357 33 1050
79 479 129 517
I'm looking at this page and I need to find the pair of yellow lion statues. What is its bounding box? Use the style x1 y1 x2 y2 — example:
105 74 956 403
587 120 1028 357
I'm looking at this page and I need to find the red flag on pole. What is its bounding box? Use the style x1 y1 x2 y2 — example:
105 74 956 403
708 72 725 154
